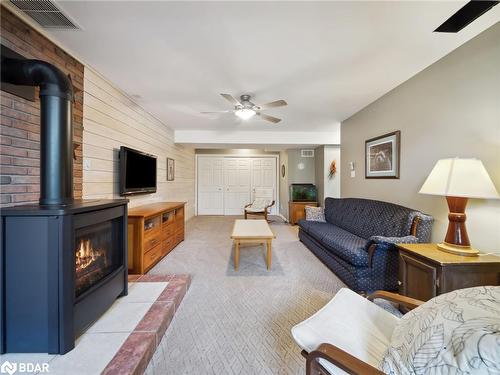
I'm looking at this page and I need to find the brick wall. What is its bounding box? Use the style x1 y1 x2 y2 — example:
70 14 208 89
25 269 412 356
0 6 83 206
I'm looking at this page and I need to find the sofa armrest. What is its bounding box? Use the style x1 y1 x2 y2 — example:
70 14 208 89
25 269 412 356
365 235 417 268
306 343 384 375
409 212 434 242
367 235 418 246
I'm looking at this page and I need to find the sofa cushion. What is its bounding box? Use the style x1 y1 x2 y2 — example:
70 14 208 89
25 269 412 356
308 224 370 267
297 219 328 234
324 198 416 239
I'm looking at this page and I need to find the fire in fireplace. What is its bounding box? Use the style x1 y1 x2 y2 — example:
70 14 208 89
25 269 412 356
76 239 108 285
0 57 128 354
75 221 119 298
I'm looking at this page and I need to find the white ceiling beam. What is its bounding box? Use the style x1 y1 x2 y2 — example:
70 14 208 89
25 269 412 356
174 127 340 148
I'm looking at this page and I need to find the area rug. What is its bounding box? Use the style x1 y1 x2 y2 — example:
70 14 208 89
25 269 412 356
144 216 346 375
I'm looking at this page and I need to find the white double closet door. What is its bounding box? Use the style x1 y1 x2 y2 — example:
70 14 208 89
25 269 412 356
197 157 277 216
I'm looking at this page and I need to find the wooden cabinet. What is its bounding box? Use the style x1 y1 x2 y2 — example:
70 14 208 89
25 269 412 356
288 201 318 225
397 243 500 302
128 202 186 274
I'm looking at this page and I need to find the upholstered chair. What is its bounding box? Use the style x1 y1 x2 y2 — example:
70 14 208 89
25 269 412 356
292 286 500 375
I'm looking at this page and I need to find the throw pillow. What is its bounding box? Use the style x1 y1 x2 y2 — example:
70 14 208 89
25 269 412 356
380 286 500 374
305 206 325 222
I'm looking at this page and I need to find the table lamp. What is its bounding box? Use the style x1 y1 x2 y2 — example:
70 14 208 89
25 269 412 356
419 158 499 256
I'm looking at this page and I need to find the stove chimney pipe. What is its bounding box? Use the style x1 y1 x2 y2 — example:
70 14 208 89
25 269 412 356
1 58 74 206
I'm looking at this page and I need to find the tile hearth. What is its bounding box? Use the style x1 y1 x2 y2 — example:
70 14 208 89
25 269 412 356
0 274 190 375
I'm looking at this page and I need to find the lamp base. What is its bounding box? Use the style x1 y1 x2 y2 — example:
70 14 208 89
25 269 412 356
437 242 479 257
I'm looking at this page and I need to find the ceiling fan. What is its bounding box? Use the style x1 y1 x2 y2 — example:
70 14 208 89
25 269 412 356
201 94 287 124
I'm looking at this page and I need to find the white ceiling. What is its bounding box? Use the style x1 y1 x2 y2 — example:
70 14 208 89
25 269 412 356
41 1 500 133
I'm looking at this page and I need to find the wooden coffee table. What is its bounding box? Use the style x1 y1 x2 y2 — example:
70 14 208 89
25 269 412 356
231 219 275 271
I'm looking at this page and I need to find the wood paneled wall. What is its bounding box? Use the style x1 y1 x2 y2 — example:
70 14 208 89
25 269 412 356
0 7 83 206
82 67 195 219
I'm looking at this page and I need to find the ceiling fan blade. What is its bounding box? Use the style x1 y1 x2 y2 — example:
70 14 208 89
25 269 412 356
434 1 499 33
257 112 281 124
200 110 233 114
258 99 288 110
220 93 241 106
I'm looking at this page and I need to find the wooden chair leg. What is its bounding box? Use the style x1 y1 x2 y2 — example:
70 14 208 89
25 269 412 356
306 355 324 375
244 211 247 219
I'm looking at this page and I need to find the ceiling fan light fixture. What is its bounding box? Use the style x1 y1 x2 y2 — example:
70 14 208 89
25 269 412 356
235 108 256 120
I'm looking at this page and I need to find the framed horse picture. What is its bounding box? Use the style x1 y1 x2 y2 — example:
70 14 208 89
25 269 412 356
365 131 400 179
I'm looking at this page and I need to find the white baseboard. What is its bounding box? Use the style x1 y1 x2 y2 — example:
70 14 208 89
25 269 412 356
278 213 288 223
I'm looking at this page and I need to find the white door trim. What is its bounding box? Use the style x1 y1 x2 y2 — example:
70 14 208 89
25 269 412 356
195 154 279 216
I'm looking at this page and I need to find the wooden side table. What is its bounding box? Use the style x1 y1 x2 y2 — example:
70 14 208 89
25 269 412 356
397 243 500 301
288 201 318 225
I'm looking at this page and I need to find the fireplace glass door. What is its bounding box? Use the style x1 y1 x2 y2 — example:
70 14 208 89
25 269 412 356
74 219 122 298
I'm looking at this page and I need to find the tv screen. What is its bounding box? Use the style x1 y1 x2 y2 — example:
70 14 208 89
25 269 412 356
119 146 157 195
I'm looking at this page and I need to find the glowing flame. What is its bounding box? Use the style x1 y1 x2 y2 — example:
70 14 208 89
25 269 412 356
76 239 105 272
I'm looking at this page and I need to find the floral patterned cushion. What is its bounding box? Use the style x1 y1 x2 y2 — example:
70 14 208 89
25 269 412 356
305 206 325 222
246 199 272 212
381 286 500 374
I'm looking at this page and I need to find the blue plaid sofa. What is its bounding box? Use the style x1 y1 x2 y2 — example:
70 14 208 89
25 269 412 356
298 198 433 292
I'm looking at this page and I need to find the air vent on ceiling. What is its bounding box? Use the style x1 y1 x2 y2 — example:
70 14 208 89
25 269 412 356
9 0 81 30
301 150 314 158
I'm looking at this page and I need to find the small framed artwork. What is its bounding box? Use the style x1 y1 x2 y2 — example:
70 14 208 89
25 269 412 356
167 158 175 181
365 131 400 179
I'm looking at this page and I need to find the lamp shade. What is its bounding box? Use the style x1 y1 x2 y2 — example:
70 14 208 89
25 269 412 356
419 158 499 199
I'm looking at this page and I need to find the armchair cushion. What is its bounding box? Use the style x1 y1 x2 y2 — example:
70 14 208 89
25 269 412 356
381 286 500 375
292 288 399 375
245 199 272 212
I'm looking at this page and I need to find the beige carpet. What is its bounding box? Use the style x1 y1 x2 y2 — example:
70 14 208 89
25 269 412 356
144 216 346 375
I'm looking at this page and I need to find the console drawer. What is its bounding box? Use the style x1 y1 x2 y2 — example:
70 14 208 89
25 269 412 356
144 234 162 253
143 243 162 271
162 237 174 256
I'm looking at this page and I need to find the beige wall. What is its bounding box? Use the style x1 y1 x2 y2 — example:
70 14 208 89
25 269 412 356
287 149 316 184
315 146 341 206
341 23 500 252
279 150 289 220
315 146 325 205
82 67 196 219
323 146 341 202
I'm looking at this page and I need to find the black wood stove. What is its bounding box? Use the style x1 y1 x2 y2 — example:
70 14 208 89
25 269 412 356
0 57 128 354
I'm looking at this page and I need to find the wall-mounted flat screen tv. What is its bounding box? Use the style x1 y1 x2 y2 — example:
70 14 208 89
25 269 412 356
119 146 157 195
